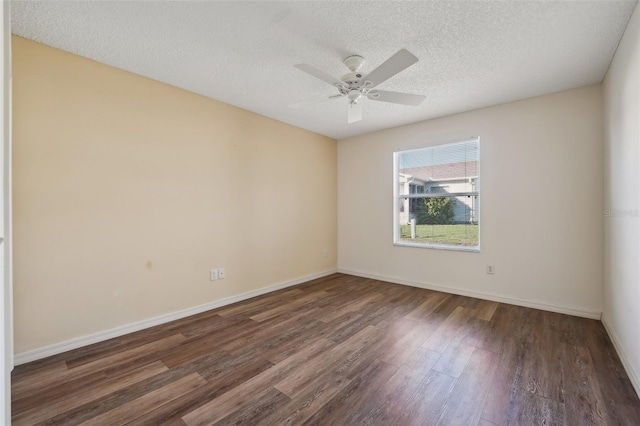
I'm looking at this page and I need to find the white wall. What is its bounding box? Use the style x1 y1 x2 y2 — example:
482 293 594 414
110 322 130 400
338 85 603 318
603 3 640 395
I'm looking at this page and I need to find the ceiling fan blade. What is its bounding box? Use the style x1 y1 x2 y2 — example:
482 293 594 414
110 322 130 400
288 94 343 109
294 64 346 88
364 49 419 88
366 90 426 106
347 102 362 123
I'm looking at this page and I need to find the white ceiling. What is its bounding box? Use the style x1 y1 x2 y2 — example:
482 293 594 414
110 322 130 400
11 1 638 140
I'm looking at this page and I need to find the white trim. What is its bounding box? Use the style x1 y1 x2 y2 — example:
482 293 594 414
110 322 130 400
14 269 338 365
337 268 602 319
394 137 480 155
601 311 640 398
1 2 11 423
400 192 479 199
394 241 480 252
392 151 399 244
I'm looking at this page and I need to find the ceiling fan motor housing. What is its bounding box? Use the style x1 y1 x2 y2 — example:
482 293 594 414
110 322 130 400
341 55 367 87
341 72 365 86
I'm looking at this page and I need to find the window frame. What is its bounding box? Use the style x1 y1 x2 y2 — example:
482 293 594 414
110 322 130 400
393 138 481 252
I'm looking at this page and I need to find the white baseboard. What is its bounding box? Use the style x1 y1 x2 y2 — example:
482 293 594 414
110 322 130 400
14 269 338 366
601 312 640 398
337 268 602 319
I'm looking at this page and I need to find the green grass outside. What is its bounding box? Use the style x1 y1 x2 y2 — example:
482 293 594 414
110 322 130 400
400 224 479 246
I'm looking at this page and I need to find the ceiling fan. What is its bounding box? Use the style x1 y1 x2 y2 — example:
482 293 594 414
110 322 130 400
290 49 426 124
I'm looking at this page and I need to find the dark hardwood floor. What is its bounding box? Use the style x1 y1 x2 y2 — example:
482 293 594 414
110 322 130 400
11 273 640 425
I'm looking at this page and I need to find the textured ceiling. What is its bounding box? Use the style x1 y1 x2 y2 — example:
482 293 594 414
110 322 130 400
11 1 638 140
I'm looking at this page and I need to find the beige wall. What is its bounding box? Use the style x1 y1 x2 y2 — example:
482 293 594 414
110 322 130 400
603 4 640 394
12 36 337 354
338 85 603 317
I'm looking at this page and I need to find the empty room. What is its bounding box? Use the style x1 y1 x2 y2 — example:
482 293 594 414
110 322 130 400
1 0 640 425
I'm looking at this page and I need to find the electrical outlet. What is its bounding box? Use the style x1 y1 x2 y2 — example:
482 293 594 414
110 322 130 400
210 269 218 281
323 249 328 258
218 267 225 279
487 265 495 275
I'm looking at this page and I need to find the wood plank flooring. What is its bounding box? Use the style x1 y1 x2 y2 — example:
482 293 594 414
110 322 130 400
11 273 640 425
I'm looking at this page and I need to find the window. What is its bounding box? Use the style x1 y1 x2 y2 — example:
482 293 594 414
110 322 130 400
394 138 480 251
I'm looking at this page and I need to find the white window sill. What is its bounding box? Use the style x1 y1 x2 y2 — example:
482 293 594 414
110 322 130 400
394 241 481 253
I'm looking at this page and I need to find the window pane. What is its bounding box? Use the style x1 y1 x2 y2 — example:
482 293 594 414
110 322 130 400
398 195 478 246
395 138 480 250
398 141 479 196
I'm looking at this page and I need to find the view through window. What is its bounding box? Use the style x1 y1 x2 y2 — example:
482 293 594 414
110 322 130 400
394 138 480 250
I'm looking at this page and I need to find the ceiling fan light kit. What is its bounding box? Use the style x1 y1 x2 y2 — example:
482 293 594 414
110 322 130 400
291 48 427 123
